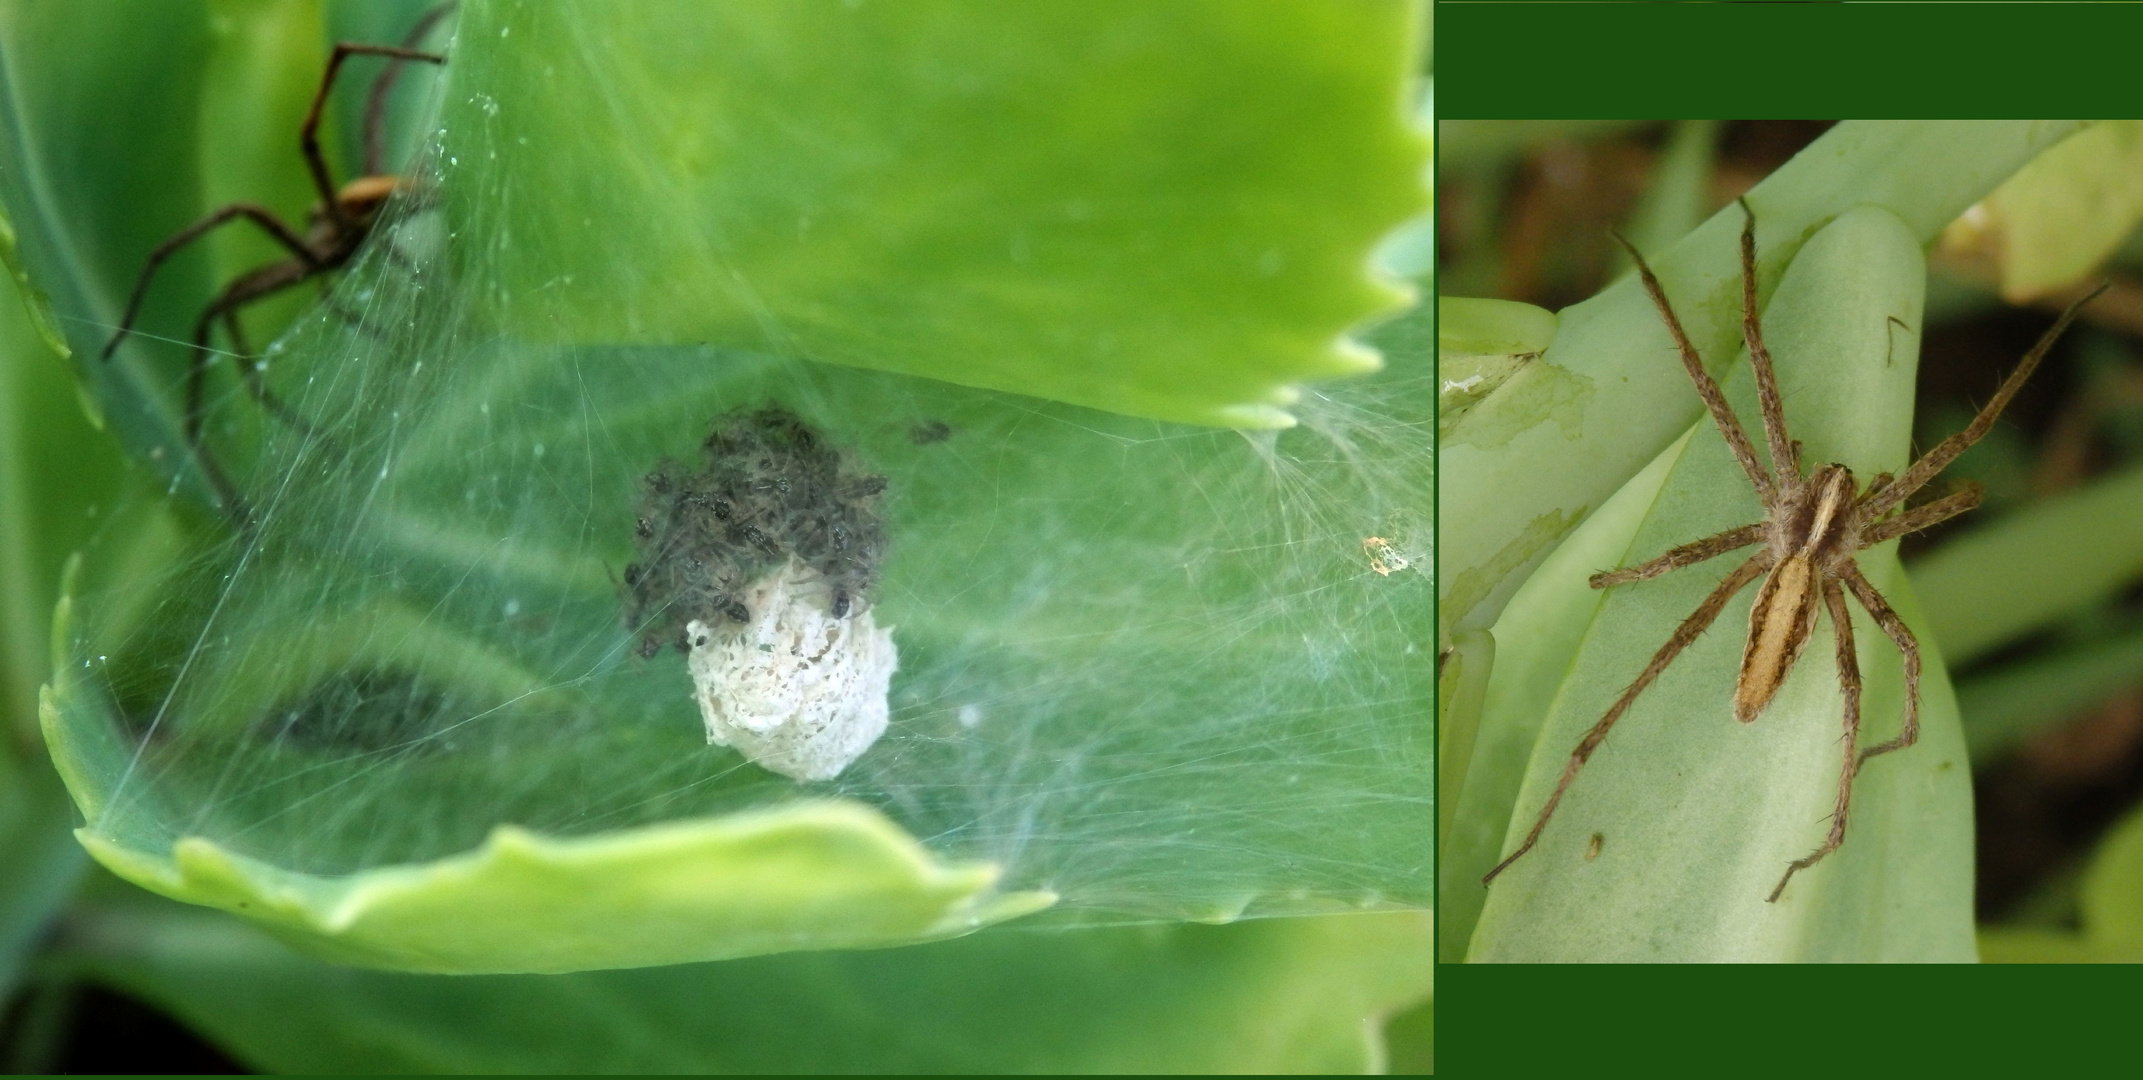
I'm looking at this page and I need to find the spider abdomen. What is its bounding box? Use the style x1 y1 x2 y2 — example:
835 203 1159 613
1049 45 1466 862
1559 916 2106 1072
1736 555 1820 722
1737 464 1857 723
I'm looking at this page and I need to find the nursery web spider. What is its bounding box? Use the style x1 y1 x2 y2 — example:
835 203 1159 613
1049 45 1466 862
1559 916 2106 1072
100 8 451 523
1483 200 2103 903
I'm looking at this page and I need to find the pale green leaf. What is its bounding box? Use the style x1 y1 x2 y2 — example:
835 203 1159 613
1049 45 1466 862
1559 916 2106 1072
1460 207 1975 962
60 903 1432 1073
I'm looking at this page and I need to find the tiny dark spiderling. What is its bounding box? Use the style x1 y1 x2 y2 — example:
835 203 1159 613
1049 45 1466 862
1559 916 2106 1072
621 404 889 657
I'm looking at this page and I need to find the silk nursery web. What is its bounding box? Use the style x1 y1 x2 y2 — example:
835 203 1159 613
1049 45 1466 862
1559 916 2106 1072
61 7 1432 921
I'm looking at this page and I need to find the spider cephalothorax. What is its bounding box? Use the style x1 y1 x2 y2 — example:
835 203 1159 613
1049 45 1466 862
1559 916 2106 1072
1483 199 2102 902
101 7 452 524
622 405 889 660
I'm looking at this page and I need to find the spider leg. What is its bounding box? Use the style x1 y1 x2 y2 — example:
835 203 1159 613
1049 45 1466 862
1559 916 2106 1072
218 308 321 440
1590 522 1765 588
1866 282 2107 517
102 204 320 361
1737 198 1799 486
219 306 251 359
362 4 459 175
1484 550 1772 887
1610 232 1777 506
181 260 321 523
190 261 314 434
302 43 446 230
1768 579 1864 902
1858 471 1895 507
174 317 250 526
1841 566 1920 767
312 284 390 345
1857 482 1983 548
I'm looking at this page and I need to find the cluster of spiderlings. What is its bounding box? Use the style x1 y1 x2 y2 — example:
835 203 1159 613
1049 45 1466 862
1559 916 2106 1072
623 405 888 658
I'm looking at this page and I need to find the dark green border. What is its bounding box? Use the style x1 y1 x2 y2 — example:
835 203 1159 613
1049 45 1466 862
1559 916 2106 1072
1439 965 2143 1072
1437 1 2143 119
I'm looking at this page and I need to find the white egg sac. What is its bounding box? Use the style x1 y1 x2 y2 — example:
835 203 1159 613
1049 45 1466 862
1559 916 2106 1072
684 559 896 781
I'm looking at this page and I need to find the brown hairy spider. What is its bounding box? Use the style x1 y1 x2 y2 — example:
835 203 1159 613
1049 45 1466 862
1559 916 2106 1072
100 8 452 522
1483 200 2103 903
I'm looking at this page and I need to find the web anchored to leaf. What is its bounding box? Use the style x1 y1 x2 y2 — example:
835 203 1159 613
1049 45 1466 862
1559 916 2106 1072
625 405 897 781
40 1 1435 941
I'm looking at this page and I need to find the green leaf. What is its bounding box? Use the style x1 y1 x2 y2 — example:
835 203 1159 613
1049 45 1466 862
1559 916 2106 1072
1435 296 1555 440
0 0 226 506
1458 206 1976 962
1382 992 1433 1075
62 902 1431 1073
1912 461 2143 665
1440 120 2091 644
0 163 131 996
68 800 1053 974
20 2 1433 968
1435 628 1490 862
43 347 1432 966
1436 296 1554 358
0 174 67 363
446 0 1429 429
1437 420 1681 962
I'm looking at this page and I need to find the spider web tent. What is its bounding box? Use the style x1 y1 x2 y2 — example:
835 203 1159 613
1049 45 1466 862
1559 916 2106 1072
2 1 1432 971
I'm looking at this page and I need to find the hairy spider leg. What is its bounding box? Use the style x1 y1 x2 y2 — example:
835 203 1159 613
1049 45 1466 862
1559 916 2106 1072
102 205 321 362
103 206 322 520
1862 281 2108 519
1609 232 1776 506
1483 551 1773 887
1497 207 2098 900
363 3 460 176
182 259 332 519
1839 566 1921 767
1765 286 2107 894
299 43 446 234
1736 197 1801 484
1759 563 1925 902
1858 482 1982 547
1489 216 1790 890
1768 580 1864 902
195 259 331 430
102 34 445 525
1588 522 1765 589
101 43 446 362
